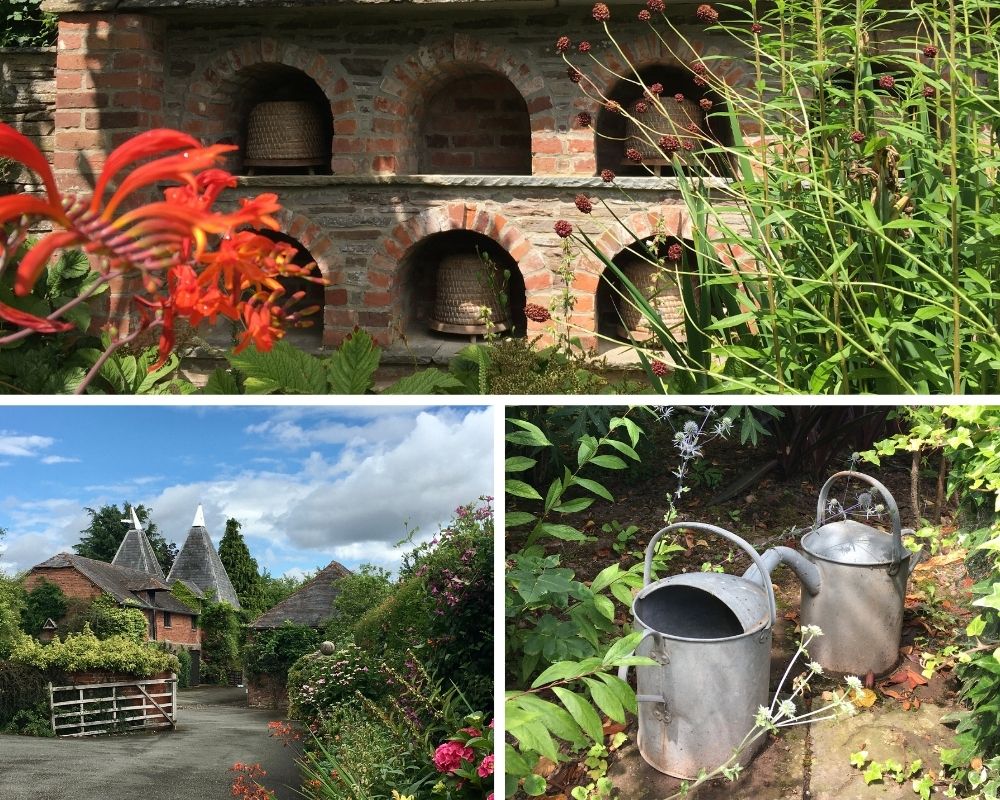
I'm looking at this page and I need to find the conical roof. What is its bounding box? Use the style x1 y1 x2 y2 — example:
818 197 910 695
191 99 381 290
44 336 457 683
166 505 241 609
250 561 351 629
111 507 165 579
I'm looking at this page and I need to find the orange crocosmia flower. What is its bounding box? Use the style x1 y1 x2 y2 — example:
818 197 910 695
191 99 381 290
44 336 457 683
0 121 322 368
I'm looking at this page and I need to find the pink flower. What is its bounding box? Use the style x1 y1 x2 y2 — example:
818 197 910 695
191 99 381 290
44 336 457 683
477 754 495 778
433 741 475 773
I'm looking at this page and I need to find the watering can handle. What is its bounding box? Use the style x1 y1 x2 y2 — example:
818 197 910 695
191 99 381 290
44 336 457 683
643 522 776 627
815 471 904 560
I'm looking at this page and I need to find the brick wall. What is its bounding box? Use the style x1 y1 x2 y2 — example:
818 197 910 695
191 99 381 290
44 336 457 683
25 567 104 602
419 73 531 175
0 47 56 201
154 608 200 647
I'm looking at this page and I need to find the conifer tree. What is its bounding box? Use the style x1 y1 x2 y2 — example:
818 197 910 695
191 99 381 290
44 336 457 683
74 503 177 572
218 518 265 617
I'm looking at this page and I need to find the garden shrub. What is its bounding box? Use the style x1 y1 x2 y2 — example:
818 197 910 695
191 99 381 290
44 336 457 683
8 625 179 676
170 580 202 611
199 601 241 684
244 621 321 679
20 579 68 637
352 577 431 660
2 702 55 737
287 642 387 722
0 574 25 658
84 594 147 643
323 565 392 644
175 647 192 688
0 661 54 730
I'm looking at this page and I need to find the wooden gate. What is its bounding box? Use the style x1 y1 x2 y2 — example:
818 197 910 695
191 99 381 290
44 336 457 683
48 674 177 737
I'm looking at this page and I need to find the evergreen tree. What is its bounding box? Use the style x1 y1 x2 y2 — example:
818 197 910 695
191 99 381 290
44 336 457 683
218 518 265 617
21 579 68 635
74 502 177 573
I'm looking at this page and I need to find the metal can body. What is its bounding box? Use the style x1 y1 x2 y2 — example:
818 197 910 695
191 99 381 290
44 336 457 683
633 615 771 779
799 543 908 676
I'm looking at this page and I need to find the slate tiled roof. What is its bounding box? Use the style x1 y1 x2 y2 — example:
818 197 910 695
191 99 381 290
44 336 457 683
112 527 165 579
31 553 194 615
166 517 241 609
249 561 352 629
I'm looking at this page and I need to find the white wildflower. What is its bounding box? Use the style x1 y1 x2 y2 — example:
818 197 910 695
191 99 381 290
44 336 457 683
845 675 863 692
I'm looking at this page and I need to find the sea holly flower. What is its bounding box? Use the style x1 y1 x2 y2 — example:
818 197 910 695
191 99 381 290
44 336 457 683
0 121 323 375
556 35 571 52
592 2 610 21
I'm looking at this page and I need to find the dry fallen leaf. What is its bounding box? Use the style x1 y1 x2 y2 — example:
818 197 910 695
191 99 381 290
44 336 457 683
888 668 928 692
853 688 878 708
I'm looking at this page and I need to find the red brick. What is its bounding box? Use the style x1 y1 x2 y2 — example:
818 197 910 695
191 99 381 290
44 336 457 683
364 290 391 307
58 91 109 109
532 136 562 155
371 155 397 173
53 110 82 128
56 130 106 150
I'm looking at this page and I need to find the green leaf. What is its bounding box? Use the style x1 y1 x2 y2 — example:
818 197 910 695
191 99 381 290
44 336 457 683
590 454 627 470
602 631 646 665
967 615 987 637
590 564 621 595
506 419 552 447
553 687 604 744
202 368 242 394
522 774 547 796
573 477 614 502
506 480 543 501
592 595 616 621
535 523 589 542
596 672 638 714
972 584 1000 611
583 676 626 723
506 511 537 529
228 340 328 394
382 368 463 394
863 762 884 785
553 497 594 514
505 456 537 473
531 660 589 688
326 329 380 393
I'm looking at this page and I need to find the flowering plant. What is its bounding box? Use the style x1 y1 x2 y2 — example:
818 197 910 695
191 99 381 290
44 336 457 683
287 642 386 721
430 713 494 799
0 123 323 392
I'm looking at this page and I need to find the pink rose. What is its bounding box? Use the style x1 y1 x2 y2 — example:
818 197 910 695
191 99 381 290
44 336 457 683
477 754 494 778
433 741 474 773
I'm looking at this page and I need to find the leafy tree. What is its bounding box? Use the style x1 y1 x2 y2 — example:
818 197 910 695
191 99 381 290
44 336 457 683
325 565 392 643
218 518 265 618
259 569 309 611
243 621 320 678
0 0 56 47
74 502 177 573
20 579 67 636
0 574 24 658
84 594 147 643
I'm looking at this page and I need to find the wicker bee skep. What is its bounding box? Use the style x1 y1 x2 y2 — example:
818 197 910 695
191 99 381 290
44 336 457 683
432 253 510 328
618 257 686 340
245 101 327 164
625 98 703 161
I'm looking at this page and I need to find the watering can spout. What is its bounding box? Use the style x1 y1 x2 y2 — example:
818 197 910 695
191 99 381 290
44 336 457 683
743 546 822 597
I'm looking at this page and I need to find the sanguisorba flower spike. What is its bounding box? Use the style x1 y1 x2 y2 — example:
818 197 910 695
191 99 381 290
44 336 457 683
0 121 323 368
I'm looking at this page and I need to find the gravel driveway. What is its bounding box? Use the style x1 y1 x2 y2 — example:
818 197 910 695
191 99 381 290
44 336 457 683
0 686 301 800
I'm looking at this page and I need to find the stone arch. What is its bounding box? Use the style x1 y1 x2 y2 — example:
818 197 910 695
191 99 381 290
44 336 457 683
180 39 361 174
373 35 555 175
368 202 550 338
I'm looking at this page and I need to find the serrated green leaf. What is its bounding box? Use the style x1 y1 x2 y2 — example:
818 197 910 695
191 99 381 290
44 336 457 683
382 368 463 394
506 419 552 447
326 329 379 393
506 511 537 528
228 340 328 394
203 368 242 394
573 477 614 502
590 454 627 470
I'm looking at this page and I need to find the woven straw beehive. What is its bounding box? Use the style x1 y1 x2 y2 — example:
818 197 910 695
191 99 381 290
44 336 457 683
625 98 703 161
432 253 509 329
618 256 686 340
245 101 327 164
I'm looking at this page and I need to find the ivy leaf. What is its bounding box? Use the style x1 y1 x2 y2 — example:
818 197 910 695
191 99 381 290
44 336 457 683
863 761 884 785
522 775 547 796
850 749 870 768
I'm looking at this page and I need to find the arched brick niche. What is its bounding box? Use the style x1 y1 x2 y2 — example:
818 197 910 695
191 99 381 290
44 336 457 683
597 234 695 344
181 40 359 174
594 63 733 177
418 70 531 175
399 230 527 338
364 203 549 344
374 37 554 175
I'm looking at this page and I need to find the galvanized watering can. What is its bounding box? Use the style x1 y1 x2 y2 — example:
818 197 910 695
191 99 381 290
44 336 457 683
619 522 776 779
746 470 921 676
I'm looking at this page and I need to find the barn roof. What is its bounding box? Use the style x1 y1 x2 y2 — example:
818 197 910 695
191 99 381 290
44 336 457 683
31 553 194 615
250 561 352 629
165 506 241 609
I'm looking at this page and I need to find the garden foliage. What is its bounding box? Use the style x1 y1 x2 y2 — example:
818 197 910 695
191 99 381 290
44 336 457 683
505 412 656 797
562 0 1000 393
243 621 321 682
0 0 55 46
18 578 65 637
864 407 1000 792
84 594 148 643
8 624 179 676
199 601 242 683
218 518 267 618
323 565 392 644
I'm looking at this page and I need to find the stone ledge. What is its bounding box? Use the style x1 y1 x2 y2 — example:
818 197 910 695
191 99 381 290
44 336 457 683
41 0 559 15
234 174 731 191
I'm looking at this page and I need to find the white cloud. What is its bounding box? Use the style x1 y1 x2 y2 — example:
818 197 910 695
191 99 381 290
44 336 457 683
0 432 55 458
41 456 81 465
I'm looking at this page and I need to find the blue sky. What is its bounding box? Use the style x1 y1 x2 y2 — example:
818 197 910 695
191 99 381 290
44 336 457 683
0 405 494 579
